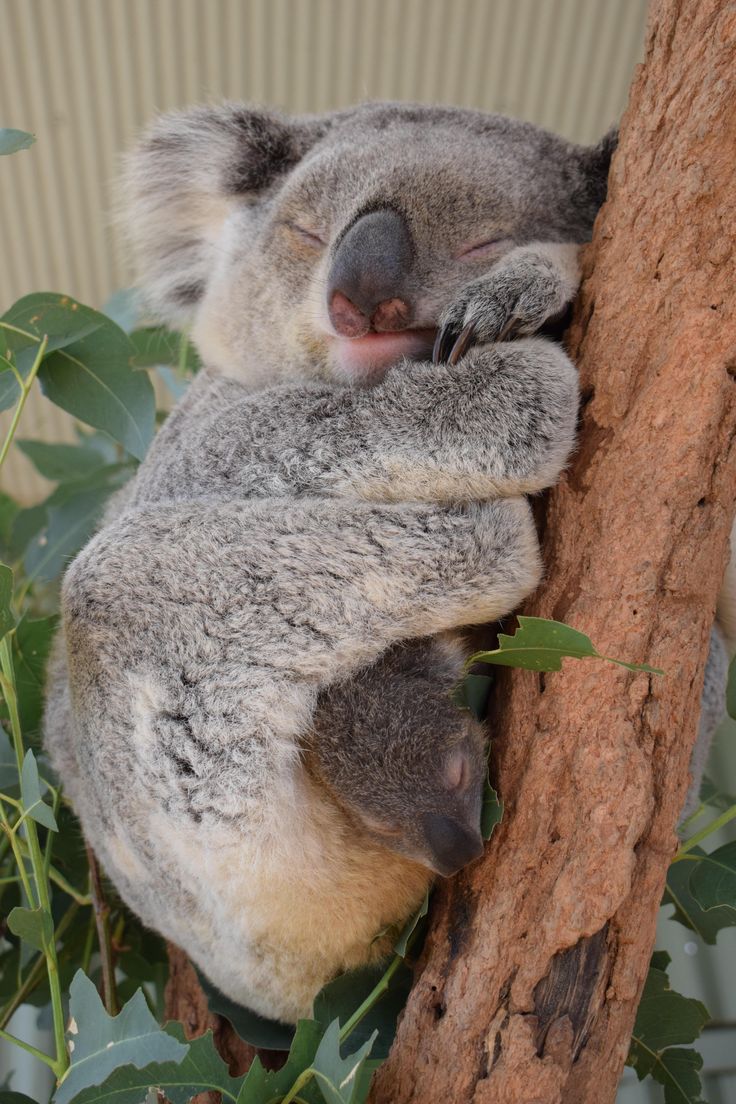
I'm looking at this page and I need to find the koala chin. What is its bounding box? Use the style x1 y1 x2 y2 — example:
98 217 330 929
46 100 622 1022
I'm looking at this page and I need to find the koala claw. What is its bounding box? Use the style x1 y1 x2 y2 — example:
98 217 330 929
432 319 478 365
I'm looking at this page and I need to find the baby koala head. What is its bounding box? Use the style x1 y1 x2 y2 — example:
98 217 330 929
122 100 615 390
303 638 488 877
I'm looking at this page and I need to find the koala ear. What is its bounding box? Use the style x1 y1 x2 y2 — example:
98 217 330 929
120 103 327 325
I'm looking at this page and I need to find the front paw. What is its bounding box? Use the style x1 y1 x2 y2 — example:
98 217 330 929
433 245 578 365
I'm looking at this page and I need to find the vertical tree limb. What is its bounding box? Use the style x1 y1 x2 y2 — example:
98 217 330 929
370 2 736 1101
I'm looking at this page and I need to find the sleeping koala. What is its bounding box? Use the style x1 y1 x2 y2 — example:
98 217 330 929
45 102 615 1022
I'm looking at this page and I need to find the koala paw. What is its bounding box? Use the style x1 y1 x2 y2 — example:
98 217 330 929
433 247 576 365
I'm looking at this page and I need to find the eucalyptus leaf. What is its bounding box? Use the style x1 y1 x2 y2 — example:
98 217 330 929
470 616 662 674
689 839 736 913
0 562 14 641
627 963 709 1104
237 1019 325 1104
0 128 35 155
0 1094 41 1104
663 846 736 943
451 673 491 719
0 727 17 789
129 327 201 374
13 616 58 735
480 772 504 840
0 493 20 561
314 960 413 1059
16 440 106 483
7 905 53 952
54 1024 243 1104
24 483 121 583
54 973 189 1104
311 1019 377 1104
196 970 295 1051
393 892 429 958
19 749 57 831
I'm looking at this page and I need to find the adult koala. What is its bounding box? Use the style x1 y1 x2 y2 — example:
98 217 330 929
46 102 617 1023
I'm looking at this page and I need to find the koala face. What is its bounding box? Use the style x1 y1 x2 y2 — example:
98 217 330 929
304 639 488 877
124 102 614 389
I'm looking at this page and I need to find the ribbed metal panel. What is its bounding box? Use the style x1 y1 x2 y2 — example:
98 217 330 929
0 0 649 502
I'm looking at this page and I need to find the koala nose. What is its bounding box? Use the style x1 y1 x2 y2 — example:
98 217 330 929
327 208 414 337
421 812 485 878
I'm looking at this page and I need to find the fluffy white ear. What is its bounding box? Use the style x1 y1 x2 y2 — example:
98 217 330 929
120 103 327 326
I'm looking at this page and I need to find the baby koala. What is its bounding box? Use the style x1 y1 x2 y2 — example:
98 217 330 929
45 102 612 1021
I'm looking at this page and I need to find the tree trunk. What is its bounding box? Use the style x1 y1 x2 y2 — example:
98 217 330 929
369 2 736 1102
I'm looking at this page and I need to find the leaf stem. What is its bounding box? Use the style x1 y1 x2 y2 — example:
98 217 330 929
0 900 80 1031
0 636 68 1076
339 953 404 1043
675 802 736 858
86 841 119 1014
0 1025 58 1070
0 333 48 470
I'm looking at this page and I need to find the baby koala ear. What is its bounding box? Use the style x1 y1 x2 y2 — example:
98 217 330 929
120 102 329 326
575 125 619 218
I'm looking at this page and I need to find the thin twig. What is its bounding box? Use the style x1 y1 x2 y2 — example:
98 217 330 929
85 842 119 1014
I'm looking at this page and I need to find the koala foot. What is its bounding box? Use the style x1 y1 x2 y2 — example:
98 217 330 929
433 243 580 365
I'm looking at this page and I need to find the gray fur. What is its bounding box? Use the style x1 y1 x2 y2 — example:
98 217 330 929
46 101 618 1021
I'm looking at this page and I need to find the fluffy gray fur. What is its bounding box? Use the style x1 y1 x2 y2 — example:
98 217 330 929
46 102 622 1022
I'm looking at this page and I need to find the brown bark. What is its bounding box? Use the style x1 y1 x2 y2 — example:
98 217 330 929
370 2 736 1102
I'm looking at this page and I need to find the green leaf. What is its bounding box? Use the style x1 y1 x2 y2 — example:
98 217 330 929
7 906 53 953
311 1019 377 1104
196 969 295 1051
314 961 413 1059
16 440 106 483
19 748 57 831
129 327 201 374
663 846 736 943
0 562 14 641
24 464 133 583
393 892 429 958
698 775 736 813
648 1047 705 1104
0 727 17 789
56 1024 244 1104
689 839 736 913
470 616 663 674
13 616 58 735
628 964 708 1103
0 128 35 155
237 1019 325 1104
480 772 504 841
0 294 155 458
54 973 189 1104
727 655 736 722
8 504 48 561
451 673 491 719
0 1093 42 1104
0 493 20 560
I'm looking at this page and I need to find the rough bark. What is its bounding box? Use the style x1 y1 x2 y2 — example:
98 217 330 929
369 2 736 1102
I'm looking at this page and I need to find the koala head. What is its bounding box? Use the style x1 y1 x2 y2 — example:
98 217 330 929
303 638 488 877
123 101 615 388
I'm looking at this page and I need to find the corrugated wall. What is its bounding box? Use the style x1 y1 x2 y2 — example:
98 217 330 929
4 4 736 1098
0 0 648 503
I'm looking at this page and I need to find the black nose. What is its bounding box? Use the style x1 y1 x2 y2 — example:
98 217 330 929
421 813 485 877
327 208 414 337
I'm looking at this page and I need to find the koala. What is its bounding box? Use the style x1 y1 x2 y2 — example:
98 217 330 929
45 101 620 1023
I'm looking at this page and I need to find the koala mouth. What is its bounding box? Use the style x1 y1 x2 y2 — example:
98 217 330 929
330 328 437 384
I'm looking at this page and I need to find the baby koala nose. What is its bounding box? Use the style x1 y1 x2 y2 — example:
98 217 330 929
421 812 485 878
327 207 414 338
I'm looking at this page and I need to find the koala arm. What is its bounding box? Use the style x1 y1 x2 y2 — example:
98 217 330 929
62 496 539 808
133 337 578 509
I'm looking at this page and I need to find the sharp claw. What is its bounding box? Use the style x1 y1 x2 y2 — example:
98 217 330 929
448 321 477 366
497 314 521 342
433 324 458 365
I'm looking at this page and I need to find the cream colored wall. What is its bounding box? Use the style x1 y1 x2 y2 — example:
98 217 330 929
0 0 649 501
